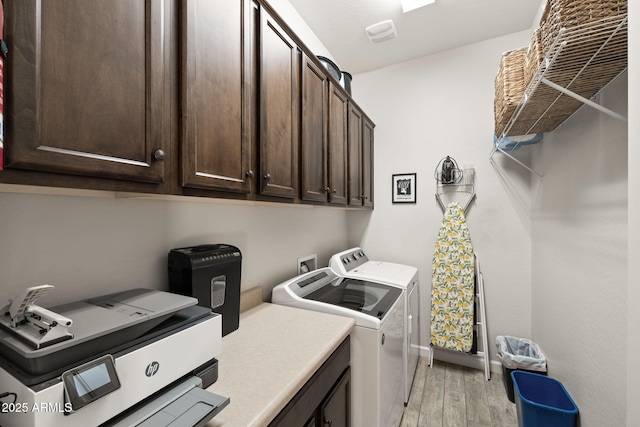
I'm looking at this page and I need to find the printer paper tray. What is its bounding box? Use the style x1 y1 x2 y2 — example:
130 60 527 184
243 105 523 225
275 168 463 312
103 376 229 427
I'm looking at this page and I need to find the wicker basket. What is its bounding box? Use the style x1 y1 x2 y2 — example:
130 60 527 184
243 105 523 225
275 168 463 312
527 0 627 85
540 0 627 53
494 47 527 137
524 28 544 89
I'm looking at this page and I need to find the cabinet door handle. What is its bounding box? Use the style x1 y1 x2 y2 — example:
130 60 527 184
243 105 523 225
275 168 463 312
246 170 255 178
332 189 337 194
154 149 166 161
264 173 271 181
323 417 333 426
325 187 331 193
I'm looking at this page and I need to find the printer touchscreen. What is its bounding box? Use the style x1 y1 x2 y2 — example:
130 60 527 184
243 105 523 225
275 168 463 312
62 354 121 411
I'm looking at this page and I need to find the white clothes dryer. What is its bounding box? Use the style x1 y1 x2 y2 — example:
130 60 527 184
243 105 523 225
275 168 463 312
272 267 405 427
330 247 420 404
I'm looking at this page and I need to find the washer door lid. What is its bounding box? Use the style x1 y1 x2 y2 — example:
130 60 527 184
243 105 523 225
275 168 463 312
304 277 402 319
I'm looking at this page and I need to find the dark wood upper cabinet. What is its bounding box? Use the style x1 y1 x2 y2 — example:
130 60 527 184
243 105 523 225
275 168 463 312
300 55 328 203
181 0 253 193
347 101 375 208
327 83 349 206
347 102 363 206
2 0 373 208
362 116 375 208
4 0 169 183
259 9 300 199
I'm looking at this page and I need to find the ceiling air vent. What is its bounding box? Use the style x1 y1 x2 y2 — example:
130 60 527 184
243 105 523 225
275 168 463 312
401 0 436 14
365 20 397 44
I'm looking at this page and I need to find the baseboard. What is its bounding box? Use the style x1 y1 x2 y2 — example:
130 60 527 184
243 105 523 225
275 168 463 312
418 345 503 374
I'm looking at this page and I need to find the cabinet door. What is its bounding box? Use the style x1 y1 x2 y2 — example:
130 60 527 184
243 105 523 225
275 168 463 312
303 415 317 427
347 102 363 206
300 55 328 202
327 83 348 206
181 0 253 193
5 0 168 183
259 10 299 198
320 368 351 427
362 116 375 208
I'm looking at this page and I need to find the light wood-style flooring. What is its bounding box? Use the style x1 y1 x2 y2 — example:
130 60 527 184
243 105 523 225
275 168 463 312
400 358 518 427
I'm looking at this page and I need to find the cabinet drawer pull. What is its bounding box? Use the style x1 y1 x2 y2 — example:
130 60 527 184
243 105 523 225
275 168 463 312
154 149 166 161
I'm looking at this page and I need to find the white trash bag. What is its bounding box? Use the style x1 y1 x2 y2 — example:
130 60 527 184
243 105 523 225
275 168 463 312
496 335 546 372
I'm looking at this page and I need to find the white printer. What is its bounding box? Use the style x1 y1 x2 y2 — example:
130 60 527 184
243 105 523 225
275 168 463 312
0 285 229 427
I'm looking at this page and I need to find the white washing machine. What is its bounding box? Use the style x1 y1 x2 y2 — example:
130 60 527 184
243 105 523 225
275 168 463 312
330 247 420 404
272 267 405 427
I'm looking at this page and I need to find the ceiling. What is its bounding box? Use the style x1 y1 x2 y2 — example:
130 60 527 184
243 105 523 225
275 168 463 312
288 0 542 74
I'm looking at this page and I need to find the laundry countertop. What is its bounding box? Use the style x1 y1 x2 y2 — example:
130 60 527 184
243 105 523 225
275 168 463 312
205 302 355 427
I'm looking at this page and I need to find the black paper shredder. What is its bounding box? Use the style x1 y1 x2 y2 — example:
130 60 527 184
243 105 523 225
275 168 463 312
168 244 242 337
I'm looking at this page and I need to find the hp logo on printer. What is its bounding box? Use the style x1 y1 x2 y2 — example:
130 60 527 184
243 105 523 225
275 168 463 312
145 361 160 377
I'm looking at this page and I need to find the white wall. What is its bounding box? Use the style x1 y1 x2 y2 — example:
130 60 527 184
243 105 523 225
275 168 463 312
627 1 639 425
530 73 627 427
0 192 352 306
351 31 534 361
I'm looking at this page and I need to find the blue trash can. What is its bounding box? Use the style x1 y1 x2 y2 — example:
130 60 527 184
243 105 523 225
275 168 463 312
511 371 579 427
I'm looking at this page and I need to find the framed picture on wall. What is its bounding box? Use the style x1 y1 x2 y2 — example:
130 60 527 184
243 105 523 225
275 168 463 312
392 173 417 204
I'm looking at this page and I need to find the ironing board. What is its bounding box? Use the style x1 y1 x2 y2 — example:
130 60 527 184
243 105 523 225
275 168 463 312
430 202 475 353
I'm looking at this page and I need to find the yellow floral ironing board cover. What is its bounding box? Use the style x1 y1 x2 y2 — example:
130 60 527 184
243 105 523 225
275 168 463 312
430 202 475 352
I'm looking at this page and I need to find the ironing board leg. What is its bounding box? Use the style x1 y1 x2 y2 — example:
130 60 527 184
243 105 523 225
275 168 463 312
428 344 434 368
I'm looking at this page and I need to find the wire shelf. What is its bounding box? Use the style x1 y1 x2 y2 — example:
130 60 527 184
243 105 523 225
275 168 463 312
490 14 628 174
494 14 627 138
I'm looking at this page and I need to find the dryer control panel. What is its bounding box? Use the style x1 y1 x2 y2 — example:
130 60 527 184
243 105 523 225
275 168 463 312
336 248 369 272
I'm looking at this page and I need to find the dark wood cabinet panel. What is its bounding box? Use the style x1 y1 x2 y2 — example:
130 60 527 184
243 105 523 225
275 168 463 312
347 101 375 209
362 116 375 209
180 0 253 193
347 103 363 206
320 368 351 427
259 10 299 199
300 55 328 202
327 83 348 206
5 0 169 183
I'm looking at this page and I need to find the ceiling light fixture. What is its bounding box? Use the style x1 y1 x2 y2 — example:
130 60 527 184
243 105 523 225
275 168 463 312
365 20 397 44
401 0 436 13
